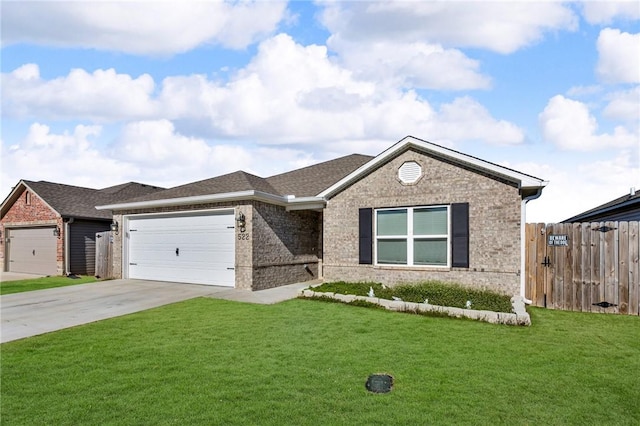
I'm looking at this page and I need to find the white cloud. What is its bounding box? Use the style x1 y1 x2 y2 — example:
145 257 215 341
539 95 638 151
596 28 640 84
603 86 640 123
315 1 577 91
522 149 640 223
1 1 288 55
0 120 324 198
2 64 157 121
326 39 491 91
433 97 524 146
113 120 214 167
581 1 640 24
566 85 603 97
158 34 521 146
2 34 525 151
0 123 137 194
318 1 577 54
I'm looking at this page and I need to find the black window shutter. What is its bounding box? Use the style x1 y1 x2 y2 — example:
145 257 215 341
451 203 469 268
359 208 373 264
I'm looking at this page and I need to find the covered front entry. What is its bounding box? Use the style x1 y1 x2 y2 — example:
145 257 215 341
125 211 236 286
6 227 58 275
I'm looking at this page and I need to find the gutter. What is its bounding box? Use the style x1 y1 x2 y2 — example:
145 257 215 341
64 217 74 276
96 190 326 212
520 185 546 303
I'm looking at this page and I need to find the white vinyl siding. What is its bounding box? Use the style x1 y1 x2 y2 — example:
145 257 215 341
375 206 450 267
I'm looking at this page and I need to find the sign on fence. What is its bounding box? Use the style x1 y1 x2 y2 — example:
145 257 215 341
547 234 569 246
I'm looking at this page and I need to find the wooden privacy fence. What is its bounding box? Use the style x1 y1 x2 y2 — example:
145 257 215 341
95 231 114 279
525 222 639 315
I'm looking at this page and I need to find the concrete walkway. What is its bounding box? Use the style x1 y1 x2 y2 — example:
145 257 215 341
1 271 48 282
1 278 318 343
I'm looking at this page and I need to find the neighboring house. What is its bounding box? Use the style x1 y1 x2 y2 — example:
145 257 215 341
0 180 163 276
562 188 640 222
98 136 547 297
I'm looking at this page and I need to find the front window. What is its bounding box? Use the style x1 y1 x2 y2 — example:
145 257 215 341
375 206 449 267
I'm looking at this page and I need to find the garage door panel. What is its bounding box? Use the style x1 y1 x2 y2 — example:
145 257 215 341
127 212 235 286
7 227 58 275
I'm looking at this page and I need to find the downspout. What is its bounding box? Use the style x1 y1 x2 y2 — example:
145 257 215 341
520 189 543 303
64 217 74 276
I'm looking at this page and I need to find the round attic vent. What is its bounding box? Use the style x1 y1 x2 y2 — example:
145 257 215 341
398 161 422 184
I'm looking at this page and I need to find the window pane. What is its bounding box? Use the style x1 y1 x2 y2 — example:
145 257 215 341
377 210 407 236
377 239 407 264
414 238 447 265
414 207 447 235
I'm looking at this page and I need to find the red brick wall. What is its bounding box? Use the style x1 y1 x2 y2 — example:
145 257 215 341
0 188 64 274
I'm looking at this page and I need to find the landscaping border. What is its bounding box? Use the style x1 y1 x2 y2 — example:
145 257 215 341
299 289 531 326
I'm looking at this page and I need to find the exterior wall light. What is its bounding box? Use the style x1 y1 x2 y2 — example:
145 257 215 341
53 226 61 238
110 221 119 235
236 212 246 232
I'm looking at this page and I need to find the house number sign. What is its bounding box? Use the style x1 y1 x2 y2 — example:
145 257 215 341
547 234 568 246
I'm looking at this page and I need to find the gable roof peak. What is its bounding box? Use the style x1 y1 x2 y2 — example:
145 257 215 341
318 135 547 198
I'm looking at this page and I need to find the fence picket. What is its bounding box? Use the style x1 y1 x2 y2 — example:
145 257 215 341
628 222 639 315
581 223 591 312
572 223 582 311
535 223 546 306
618 222 629 314
590 222 603 313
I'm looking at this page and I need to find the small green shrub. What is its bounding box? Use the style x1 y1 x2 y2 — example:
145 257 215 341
347 299 386 310
310 281 512 313
299 294 386 310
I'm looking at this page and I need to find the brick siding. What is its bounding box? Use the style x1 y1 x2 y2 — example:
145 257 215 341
322 148 523 295
1 189 64 274
251 202 320 290
111 201 321 290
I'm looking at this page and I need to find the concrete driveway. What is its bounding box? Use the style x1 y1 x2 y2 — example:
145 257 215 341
1 278 314 343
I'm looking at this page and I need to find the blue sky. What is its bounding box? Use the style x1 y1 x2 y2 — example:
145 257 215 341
1 1 638 223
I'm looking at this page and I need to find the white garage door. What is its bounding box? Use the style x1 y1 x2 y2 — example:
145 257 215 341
127 212 235 286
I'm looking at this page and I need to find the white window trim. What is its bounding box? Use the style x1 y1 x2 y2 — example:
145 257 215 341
374 205 451 268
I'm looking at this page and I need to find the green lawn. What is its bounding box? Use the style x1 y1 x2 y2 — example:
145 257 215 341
2 298 639 425
0 275 99 295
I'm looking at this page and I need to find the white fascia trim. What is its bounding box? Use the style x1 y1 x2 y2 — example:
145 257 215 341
285 197 326 211
96 190 326 211
318 136 548 198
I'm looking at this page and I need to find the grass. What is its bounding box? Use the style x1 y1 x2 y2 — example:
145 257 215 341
2 298 639 425
0 275 99 295
311 281 513 312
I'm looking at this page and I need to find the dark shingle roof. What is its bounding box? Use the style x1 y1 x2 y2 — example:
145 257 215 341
20 181 163 219
562 189 640 222
113 154 374 205
117 171 280 204
266 154 373 197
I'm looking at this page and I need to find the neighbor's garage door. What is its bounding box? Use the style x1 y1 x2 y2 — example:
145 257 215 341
7 227 58 275
127 212 235 286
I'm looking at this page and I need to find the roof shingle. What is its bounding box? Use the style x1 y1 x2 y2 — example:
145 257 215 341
17 181 163 220
266 154 373 197
112 154 374 205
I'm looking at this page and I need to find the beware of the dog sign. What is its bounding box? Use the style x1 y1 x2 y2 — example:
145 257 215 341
548 234 569 246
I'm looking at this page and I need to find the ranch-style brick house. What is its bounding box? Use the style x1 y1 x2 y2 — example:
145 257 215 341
98 136 547 297
0 180 162 276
